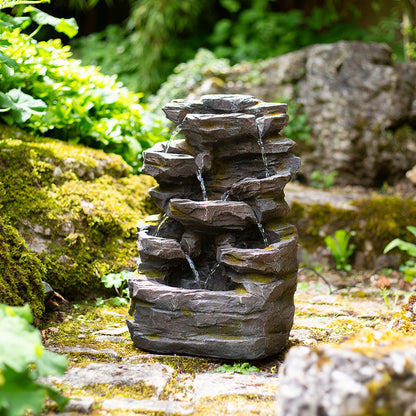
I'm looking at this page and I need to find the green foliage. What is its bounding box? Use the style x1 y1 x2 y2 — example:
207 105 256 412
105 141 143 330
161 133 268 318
310 170 338 189
213 362 259 374
209 1 368 63
324 229 356 271
384 226 416 282
149 49 231 113
99 270 134 306
0 303 68 416
283 100 311 145
0 0 48 8
0 8 165 171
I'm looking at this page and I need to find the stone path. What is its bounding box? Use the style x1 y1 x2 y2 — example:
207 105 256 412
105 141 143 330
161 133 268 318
43 274 401 416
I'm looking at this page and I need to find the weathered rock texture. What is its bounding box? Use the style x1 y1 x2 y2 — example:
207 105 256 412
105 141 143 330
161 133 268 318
276 343 416 416
128 94 300 359
277 296 416 416
180 41 416 187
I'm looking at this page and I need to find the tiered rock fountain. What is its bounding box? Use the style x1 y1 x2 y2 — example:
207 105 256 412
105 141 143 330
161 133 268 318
127 94 300 360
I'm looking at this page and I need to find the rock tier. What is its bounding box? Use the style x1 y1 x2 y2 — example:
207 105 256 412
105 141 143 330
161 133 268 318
127 94 300 359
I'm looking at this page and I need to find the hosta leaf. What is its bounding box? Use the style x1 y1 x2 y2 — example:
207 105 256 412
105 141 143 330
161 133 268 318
25 6 78 38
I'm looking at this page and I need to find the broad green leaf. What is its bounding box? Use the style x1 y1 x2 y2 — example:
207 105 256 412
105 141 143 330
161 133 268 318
0 89 46 123
407 226 416 238
25 7 78 38
55 18 78 38
0 303 33 323
0 366 48 416
0 314 42 372
35 349 67 377
0 51 18 69
384 238 416 257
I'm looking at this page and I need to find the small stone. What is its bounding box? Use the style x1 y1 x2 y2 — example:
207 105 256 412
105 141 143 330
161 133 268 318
64 397 95 413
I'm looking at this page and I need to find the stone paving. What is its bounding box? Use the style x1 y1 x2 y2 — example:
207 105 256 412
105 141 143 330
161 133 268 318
43 274 401 416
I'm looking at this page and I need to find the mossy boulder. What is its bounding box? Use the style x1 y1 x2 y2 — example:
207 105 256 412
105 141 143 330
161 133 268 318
286 184 416 268
0 214 45 323
0 124 157 306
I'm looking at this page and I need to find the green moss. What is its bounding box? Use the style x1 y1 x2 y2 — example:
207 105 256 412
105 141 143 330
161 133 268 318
0 214 45 323
0 124 157 301
289 195 416 263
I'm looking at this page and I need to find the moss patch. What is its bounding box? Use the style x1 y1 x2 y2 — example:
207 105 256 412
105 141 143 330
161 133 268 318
0 213 45 323
289 194 416 266
0 124 158 306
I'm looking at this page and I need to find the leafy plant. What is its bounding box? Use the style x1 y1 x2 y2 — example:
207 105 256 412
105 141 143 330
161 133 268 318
0 7 165 171
99 270 135 306
282 99 311 145
213 361 259 375
384 225 416 282
0 303 68 416
324 229 356 271
310 170 338 189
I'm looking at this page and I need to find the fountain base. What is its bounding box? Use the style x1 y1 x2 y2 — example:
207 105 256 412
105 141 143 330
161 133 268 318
127 272 297 360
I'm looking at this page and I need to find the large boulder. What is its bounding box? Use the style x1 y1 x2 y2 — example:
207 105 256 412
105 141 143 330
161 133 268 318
175 41 416 187
0 124 156 308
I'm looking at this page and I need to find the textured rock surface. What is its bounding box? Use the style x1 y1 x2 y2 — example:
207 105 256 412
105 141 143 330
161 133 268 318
129 94 299 359
48 363 173 396
276 342 416 416
182 41 416 186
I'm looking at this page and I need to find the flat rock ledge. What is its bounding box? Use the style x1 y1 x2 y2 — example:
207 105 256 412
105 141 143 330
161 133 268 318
46 363 173 397
276 343 416 416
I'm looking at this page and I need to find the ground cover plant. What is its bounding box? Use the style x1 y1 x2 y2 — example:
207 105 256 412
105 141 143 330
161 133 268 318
0 303 68 416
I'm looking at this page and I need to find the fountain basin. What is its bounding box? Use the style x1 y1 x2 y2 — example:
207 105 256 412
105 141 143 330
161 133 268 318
127 273 296 360
217 235 298 275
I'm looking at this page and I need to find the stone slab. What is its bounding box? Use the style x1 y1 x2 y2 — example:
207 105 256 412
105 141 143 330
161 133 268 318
193 372 279 400
47 363 173 396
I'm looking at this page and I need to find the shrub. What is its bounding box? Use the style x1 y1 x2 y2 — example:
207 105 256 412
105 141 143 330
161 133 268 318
0 7 166 171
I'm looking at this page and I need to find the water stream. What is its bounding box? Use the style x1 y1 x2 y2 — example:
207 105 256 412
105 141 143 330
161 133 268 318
221 190 230 201
184 252 200 284
257 222 269 247
196 168 208 201
257 136 270 178
164 124 182 153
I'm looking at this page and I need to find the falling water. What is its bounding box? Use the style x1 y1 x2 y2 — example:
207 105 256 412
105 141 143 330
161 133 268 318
204 263 220 288
184 252 200 284
165 124 182 153
155 214 168 237
196 168 208 201
221 190 231 201
257 136 270 178
257 222 269 247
